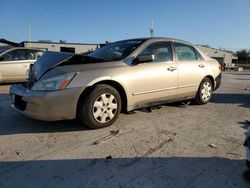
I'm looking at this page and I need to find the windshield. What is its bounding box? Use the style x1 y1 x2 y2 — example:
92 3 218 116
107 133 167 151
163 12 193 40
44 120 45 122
0 48 9 54
88 39 146 61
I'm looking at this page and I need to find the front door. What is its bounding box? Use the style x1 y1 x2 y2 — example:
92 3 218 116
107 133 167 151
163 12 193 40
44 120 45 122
129 41 178 105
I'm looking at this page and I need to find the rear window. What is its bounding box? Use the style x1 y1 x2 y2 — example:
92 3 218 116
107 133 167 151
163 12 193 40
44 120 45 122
27 50 44 60
174 43 197 61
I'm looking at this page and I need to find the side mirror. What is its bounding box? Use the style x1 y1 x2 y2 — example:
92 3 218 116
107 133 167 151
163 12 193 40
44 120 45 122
132 55 154 65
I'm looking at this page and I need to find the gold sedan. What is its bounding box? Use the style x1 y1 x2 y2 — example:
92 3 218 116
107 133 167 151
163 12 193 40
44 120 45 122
10 37 221 129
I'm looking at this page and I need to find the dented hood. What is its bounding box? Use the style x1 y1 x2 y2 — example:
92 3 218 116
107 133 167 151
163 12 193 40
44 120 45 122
32 51 74 80
32 51 113 80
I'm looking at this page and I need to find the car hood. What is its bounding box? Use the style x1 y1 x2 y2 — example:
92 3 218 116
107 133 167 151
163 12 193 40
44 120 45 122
32 51 113 80
32 51 74 80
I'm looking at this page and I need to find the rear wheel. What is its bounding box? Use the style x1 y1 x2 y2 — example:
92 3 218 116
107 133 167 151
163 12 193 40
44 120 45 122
78 84 121 129
194 78 213 105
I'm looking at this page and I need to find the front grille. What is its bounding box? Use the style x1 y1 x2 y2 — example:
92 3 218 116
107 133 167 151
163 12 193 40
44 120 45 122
14 95 27 111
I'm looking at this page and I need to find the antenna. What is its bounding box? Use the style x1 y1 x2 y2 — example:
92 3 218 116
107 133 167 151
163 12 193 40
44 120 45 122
150 20 154 37
28 23 32 47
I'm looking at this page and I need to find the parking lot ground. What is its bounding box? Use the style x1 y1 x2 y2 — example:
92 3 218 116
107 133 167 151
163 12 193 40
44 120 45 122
0 71 250 188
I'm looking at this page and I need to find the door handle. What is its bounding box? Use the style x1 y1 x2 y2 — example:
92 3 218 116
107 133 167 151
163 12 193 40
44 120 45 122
167 66 177 71
199 64 205 68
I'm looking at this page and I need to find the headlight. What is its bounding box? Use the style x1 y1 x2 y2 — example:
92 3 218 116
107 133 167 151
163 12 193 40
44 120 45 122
31 72 76 91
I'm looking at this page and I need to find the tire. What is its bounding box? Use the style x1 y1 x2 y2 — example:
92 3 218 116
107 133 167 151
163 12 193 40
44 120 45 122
78 84 121 129
194 77 213 105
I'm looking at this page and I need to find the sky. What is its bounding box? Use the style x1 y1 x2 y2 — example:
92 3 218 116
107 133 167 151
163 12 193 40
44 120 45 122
0 0 249 51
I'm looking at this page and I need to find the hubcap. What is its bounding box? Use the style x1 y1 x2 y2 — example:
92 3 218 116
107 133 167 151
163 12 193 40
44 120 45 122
201 82 212 102
92 93 118 123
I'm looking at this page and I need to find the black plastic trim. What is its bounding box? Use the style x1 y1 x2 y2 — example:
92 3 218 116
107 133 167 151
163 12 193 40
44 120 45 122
214 73 222 90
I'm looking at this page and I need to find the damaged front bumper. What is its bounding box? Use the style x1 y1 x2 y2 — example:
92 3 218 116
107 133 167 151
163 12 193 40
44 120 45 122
9 84 83 121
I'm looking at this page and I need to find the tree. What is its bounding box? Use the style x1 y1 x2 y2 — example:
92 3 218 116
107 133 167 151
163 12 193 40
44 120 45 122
236 49 250 64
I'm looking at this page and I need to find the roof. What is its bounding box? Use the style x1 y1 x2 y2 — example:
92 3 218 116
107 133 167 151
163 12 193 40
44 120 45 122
196 44 234 54
18 37 195 47
113 37 194 46
21 41 99 46
196 44 238 59
0 47 46 55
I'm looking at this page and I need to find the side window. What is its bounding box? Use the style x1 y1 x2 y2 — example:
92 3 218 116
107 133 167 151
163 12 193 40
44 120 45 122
139 42 173 62
2 49 27 61
34 51 44 59
1 53 12 61
195 49 204 60
27 51 35 60
27 50 44 60
174 43 197 61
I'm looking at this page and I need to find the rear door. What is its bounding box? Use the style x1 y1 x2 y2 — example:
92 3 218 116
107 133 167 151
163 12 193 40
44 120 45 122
173 42 206 95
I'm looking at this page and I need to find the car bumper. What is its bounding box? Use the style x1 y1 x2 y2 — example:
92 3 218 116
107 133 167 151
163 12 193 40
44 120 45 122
214 73 221 91
9 84 84 121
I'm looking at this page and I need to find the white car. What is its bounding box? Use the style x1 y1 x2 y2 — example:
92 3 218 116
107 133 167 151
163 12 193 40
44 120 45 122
0 47 45 83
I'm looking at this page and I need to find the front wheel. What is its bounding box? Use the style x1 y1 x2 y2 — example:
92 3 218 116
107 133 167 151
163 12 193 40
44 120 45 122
78 84 121 129
194 78 213 105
